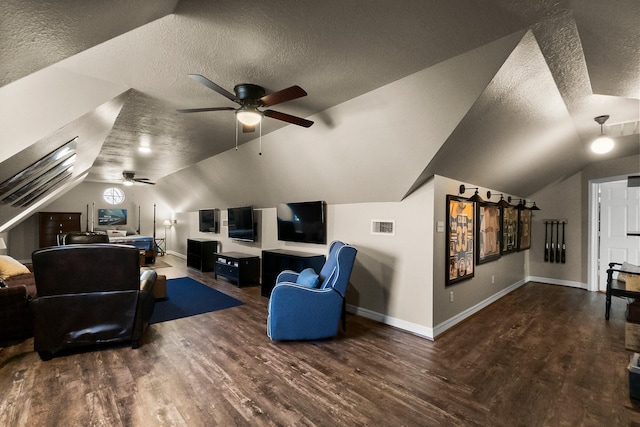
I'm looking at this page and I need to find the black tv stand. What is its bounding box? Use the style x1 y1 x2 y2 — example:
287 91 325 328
186 239 218 272
261 249 325 297
214 252 260 287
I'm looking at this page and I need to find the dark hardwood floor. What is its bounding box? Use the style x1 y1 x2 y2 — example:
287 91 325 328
2 254 640 426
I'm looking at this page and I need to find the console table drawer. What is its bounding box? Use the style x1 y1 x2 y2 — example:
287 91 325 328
215 262 239 280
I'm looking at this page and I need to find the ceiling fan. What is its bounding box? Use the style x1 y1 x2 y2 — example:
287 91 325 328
177 74 314 132
122 171 155 186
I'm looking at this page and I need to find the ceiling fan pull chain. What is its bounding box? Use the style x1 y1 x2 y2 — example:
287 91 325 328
259 121 262 156
235 117 239 151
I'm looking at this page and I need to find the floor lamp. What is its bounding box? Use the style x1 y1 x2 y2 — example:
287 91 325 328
163 220 171 254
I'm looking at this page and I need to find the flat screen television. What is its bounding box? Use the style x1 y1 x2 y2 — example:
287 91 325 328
98 208 127 226
227 206 255 242
199 209 219 233
277 201 326 244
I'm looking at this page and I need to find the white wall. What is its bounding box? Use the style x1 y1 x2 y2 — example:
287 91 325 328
527 153 640 286
527 173 584 287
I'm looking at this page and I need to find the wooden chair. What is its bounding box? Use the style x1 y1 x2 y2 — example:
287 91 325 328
606 262 640 320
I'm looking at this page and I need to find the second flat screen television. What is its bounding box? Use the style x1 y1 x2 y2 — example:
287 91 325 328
277 201 326 244
199 209 219 233
227 206 255 242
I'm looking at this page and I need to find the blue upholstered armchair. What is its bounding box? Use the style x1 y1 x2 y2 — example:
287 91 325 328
267 241 357 340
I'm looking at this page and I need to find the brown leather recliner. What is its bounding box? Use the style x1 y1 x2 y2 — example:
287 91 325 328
31 244 156 360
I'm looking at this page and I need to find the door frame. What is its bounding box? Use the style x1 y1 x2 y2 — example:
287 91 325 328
588 174 635 292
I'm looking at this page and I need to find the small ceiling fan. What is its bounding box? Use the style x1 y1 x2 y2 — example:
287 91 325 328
177 74 314 132
122 171 155 186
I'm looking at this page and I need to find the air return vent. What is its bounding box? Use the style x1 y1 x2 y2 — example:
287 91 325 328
371 220 395 236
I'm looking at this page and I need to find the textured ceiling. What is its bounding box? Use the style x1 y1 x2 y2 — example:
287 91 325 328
0 0 639 209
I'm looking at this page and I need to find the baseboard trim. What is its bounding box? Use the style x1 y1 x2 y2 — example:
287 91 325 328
346 279 529 341
167 250 186 259
346 304 435 341
527 276 588 290
432 279 528 338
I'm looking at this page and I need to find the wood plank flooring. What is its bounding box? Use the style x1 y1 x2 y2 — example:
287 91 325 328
2 254 640 426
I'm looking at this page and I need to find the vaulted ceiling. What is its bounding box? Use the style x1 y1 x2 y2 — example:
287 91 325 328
0 0 638 226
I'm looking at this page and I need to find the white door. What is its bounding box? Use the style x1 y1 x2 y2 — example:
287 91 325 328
598 180 640 291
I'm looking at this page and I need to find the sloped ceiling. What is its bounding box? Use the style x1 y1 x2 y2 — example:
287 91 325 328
408 31 586 197
0 0 179 86
0 0 638 215
0 94 126 231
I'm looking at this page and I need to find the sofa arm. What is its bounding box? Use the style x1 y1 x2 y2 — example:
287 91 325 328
0 285 29 305
0 285 34 341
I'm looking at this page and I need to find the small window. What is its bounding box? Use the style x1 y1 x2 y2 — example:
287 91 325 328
103 187 125 205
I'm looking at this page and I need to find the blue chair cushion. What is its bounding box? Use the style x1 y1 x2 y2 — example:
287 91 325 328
295 268 320 288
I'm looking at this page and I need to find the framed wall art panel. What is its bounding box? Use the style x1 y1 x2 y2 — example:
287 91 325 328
501 205 519 254
446 195 474 286
477 202 501 264
518 209 532 251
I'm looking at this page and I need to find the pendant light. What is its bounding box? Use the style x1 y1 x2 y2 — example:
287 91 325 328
591 115 614 154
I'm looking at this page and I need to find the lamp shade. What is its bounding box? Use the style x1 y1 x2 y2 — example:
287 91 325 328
591 115 614 154
162 220 172 227
591 136 614 154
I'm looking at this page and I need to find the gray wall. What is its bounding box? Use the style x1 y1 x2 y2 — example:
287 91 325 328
528 153 640 285
432 175 527 327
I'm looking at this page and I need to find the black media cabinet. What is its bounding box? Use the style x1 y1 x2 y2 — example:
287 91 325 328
214 252 260 287
261 249 326 297
186 239 218 272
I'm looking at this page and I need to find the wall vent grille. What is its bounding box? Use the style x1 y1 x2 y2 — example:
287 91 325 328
371 220 395 236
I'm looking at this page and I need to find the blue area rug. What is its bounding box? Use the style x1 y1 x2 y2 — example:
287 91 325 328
150 277 244 324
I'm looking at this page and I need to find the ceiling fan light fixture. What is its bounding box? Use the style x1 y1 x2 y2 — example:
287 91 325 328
591 115 614 154
123 180 133 186
591 136 614 154
236 110 262 126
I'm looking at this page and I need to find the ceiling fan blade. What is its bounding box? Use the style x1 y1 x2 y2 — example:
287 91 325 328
135 180 155 185
188 74 238 102
260 85 307 107
242 124 256 133
264 110 314 128
177 107 236 113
